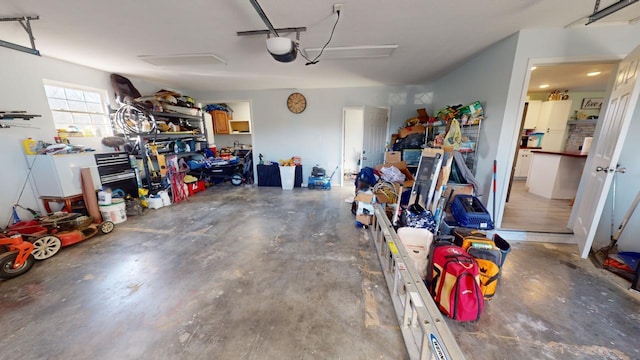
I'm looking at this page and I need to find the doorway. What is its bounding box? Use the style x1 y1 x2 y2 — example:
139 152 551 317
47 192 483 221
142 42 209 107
501 62 616 233
342 107 364 184
341 106 390 187
200 99 255 182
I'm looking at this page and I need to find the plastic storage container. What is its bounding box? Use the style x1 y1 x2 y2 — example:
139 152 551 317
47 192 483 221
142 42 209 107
279 166 295 190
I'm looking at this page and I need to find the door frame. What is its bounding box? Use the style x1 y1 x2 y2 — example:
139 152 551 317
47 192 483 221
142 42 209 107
341 107 365 187
499 55 622 230
340 106 391 187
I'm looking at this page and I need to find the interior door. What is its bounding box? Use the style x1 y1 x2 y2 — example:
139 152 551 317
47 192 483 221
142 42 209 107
361 105 389 169
573 45 640 258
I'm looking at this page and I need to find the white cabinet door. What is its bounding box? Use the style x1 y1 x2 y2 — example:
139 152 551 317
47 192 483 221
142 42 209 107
537 100 572 132
541 130 567 152
514 149 532 177
523 100 541 129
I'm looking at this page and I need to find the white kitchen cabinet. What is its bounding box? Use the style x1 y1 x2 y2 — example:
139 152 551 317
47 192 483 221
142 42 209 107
537 100 572 151
514 149 533 178
537 100 572 132
523 100 542 129
27 153 101 197
541 130 568 152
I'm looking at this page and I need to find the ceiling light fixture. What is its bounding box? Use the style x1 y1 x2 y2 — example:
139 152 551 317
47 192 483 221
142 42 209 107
587 71 602 76
587 0 640 25
539 84 550 89
302 45 398 60
138 53 227 66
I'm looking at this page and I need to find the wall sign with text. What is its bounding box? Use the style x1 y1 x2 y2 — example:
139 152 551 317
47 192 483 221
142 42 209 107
581 98 603 110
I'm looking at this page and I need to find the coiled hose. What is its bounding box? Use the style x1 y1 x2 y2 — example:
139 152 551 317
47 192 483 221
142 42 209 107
114 103 157 135
373 181 399 204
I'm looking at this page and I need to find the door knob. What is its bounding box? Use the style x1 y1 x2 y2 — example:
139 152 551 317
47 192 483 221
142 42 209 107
615 167 627 173
596 166 610 172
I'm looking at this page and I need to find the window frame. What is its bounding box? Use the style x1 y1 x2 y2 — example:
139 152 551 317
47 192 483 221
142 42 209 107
43 80 113 137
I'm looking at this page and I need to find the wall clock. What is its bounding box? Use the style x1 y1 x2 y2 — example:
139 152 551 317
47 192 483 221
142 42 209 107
287 92 307 114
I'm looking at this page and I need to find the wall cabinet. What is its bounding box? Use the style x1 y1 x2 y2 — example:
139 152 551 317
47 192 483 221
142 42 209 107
211 110 230 134
523 100 541 129
514 149 533 178
537 100 572 132
537 100 572 151
229 120 251 134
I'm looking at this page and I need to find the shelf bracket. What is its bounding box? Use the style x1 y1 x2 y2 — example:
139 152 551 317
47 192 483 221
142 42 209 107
0 16 41 56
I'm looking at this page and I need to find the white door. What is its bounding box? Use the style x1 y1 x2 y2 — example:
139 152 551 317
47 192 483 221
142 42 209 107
574 45 640 258
361 105 389 169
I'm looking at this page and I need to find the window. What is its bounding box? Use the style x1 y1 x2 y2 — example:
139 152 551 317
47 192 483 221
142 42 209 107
44 82 112 137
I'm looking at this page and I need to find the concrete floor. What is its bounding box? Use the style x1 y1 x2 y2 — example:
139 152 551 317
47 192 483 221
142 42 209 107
0 184 406 360
1 183 639 359
447 241 640 360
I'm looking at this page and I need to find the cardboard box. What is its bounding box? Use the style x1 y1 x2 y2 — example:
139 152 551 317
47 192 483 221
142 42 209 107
375 161 414 188
355 192 376 216
398 124 426 138
356 214 373 225
384 151 401 163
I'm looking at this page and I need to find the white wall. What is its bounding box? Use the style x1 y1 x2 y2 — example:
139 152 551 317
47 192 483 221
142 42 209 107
190 85 435 184
0 47 174 226
432 33 520 202
433 24 640 235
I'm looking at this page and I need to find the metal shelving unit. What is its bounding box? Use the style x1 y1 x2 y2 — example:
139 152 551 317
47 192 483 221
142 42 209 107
459 121 482 175
113 106 208 189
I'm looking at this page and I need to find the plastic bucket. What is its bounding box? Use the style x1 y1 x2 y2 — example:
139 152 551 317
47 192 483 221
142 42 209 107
279 166 295 190
99 200 127 224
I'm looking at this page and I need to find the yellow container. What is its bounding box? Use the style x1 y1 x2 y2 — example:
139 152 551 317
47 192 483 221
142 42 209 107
22 138 37 155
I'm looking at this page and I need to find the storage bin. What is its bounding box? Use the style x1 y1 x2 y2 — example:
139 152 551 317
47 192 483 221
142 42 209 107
147 196 164 209
187 180 205 196
439 215 458 235
99 200 127 224
279 166 295 190
450 194 493 229
493 233 511 268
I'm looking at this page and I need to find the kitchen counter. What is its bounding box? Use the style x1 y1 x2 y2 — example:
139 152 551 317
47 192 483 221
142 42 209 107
526 151 587 199
531 150 587 158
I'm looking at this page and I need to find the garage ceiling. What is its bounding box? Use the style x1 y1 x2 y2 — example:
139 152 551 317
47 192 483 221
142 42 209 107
2 0 640 91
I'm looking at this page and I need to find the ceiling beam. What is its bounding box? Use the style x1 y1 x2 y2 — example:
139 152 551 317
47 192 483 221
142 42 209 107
0 16 40 56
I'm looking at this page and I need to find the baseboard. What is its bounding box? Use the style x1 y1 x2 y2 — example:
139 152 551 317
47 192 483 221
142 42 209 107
490 229 576 244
